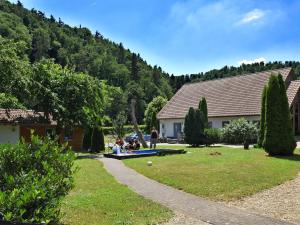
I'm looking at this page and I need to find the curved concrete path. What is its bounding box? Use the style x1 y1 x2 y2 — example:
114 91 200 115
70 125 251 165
99 157 295 225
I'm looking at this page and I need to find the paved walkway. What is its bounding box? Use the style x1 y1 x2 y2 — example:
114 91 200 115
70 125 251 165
99 157 295 225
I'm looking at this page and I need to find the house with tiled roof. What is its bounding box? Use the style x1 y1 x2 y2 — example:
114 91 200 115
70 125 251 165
157 68 300 139
0 109 84 150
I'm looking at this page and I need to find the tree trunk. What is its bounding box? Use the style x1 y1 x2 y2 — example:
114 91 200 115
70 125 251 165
130 98 148 148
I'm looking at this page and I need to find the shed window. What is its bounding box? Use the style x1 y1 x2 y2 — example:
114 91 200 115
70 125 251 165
208 122 212 128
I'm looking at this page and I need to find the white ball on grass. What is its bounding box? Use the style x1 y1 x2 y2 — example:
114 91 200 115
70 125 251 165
147 161 152 166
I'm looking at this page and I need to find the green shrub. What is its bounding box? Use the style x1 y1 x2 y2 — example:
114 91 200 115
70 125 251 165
222 118 258 144
253 144 260 148
204 128 221 146
91 127 105 152
102 125 146 135
0 134 75 224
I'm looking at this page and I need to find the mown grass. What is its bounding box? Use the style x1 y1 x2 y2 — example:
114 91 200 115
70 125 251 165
61 158 172 225
124 146 300 201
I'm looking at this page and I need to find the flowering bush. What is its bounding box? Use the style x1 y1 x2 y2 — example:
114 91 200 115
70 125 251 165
221 118 258 144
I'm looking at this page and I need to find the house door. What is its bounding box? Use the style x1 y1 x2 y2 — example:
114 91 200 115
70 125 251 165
173 123 182 138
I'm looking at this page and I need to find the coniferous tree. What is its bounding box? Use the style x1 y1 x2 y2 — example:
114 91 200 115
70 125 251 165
199 97 208 128
91 126 105 152
118 43 125 64
184 107 195 145
263 75 281 154
194 109 205 146
258 85 267 147
184 107 204 146
277 74 296 154
131 53 139 80
16 0 23 7
50 15 56 23
263 74 296 155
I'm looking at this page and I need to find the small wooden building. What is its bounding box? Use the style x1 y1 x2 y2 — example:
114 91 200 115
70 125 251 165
0 109 84 150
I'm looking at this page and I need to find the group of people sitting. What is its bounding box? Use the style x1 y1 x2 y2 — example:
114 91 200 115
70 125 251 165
114 138 140 153
112 127 159 154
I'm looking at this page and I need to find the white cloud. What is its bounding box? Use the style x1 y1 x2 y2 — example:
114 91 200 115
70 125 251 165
238 9 265 25
238 57 267 65
169 0 239 32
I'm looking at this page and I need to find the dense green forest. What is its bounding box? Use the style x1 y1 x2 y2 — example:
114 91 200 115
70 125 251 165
1 0 300 129
0 0 173 125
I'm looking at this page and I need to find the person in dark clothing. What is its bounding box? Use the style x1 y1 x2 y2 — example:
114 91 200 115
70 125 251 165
150 127 158 149
127 140 134 152
134 139 141 150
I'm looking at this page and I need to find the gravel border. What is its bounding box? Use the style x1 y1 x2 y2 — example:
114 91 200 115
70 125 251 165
229 173 300 225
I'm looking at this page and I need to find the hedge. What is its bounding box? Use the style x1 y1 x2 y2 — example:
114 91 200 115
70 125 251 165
102 125 146 135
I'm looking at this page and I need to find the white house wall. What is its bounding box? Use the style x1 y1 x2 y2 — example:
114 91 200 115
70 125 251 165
0 125 20 144
159 115 260 138
208 115 260 129
160 119 184 138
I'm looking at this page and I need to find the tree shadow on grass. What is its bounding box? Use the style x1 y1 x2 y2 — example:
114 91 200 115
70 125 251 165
76 153 102 160
185 145 222 149
272 154 300 161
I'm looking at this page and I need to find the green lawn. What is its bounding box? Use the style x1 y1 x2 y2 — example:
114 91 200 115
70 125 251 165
124 146 300 201
61 158 172 225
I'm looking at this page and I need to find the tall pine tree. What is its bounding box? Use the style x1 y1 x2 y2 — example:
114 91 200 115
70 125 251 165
263 74 296 155
184 107 195 145
258 85 267 147
131 53 139 80
194 109 205 146
199 97 208 128
118 43 125 64
277 74 296 155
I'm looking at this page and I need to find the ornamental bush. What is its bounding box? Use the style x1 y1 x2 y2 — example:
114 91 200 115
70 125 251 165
221 118 258 144
204 128 221 146
184 107 205 146
0 134 76 224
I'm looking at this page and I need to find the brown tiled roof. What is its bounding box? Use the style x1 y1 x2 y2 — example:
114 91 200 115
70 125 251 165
158 68 293 119
0 109 56 125
287 80 300 106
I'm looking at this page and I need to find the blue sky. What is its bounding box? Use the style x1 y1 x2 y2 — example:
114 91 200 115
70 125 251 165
11 0 300 75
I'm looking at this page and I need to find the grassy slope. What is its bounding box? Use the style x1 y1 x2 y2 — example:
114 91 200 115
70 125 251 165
124 147 300 201
61 158 172 225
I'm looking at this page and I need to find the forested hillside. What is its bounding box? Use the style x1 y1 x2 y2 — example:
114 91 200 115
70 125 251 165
171 61 300 91
0 0 172 125
1 0 300 127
